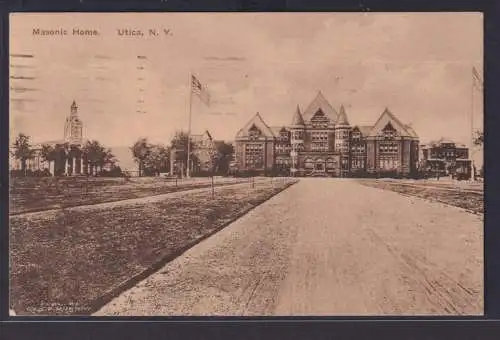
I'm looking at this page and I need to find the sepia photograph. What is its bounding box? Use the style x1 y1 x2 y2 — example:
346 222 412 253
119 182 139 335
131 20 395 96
8 12 483 316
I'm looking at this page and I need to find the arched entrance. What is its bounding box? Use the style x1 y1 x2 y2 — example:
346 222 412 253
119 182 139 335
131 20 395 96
315 158 326 172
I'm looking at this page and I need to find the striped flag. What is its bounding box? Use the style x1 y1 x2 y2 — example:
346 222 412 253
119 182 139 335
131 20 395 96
191 75 210 106
472 66 483 91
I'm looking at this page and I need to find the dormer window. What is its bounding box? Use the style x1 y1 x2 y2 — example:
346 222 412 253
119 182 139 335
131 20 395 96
382 122 397 140
248 124 262 140
279 128 289 141
311 109 330 128
352 131 361 140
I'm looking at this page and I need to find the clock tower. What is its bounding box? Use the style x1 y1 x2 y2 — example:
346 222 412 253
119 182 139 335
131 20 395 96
64 100 83 145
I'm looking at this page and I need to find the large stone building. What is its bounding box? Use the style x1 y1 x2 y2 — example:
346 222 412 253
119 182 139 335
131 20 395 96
10 100 87 176
234 91 420 177
419 138 472 179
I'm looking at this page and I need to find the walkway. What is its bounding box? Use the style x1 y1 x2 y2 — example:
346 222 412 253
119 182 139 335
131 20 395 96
95 178 483 316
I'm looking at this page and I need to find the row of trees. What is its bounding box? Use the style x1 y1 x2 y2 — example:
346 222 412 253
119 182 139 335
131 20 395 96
10 133 117 177
131 138 170 177
131 131 235 177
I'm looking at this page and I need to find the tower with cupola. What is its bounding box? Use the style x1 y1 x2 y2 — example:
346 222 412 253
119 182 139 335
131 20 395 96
64 100 83 145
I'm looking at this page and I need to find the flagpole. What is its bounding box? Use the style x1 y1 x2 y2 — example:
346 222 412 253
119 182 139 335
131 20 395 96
187 73 193 178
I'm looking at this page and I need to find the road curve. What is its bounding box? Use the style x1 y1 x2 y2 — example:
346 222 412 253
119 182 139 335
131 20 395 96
95 178 483 316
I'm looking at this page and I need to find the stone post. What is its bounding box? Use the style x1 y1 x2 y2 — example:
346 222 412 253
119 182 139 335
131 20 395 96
72 157 76 176
65 157 69 175
80 157 84 175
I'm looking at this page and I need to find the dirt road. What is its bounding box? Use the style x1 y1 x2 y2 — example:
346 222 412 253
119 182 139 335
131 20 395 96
95 178 483 316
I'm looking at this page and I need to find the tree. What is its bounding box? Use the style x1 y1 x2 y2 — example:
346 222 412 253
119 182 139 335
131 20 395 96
83 140 106 176
144 144 169 176
12 133 35 175
131 138 151 177
98 148 116 173
213 141 234 175
170 131 197 177
40 144 58 174
52 143 68 176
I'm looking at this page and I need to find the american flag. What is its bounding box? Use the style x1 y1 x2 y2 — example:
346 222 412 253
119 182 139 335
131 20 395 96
191 75 210 106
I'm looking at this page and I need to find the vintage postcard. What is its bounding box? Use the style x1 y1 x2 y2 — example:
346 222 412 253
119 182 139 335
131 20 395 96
9 12 483 316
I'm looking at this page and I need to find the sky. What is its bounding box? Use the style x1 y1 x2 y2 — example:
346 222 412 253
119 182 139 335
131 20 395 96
10 12 483 151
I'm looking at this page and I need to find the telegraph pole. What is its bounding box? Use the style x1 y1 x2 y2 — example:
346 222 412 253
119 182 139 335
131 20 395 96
186 73 193 179
471 74 475 181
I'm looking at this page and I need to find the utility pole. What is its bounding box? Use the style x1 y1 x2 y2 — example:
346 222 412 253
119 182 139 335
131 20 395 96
186 73 193 179
471 72 475 182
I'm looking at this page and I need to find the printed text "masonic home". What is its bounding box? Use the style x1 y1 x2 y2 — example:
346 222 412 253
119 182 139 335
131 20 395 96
32 28 100 36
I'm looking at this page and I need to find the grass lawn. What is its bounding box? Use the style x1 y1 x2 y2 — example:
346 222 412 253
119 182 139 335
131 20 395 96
358 180 483 215
9 178 298 315
9 176 248 215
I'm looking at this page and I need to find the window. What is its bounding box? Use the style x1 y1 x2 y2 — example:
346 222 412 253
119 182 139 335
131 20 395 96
311 142 329 152
351 159 365 169
276 158 290 170
378 157 400 170
248 124 262 140
379 143 398 153
279 129 289 141
292 131 304 140
351 145 366 152
382 122 397 140
311 131 328 142
245 143 264 168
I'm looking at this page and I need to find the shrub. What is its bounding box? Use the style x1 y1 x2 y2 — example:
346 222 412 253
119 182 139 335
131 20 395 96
99 166 124 177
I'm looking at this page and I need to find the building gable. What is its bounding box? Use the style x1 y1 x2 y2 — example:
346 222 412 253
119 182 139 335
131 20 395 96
302 91 338 123
192 130 215 149
367 108 413 138
310 108 331 128
236 112 275 139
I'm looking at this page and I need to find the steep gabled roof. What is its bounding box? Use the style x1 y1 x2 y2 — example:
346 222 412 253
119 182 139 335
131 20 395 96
404 124 419 138
191 130 213 142
270 126 290 136
236 112 275 138
302 91 338 122
291 105 305 126
352 125 373 137
336 105 350 125
367 108 414 138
